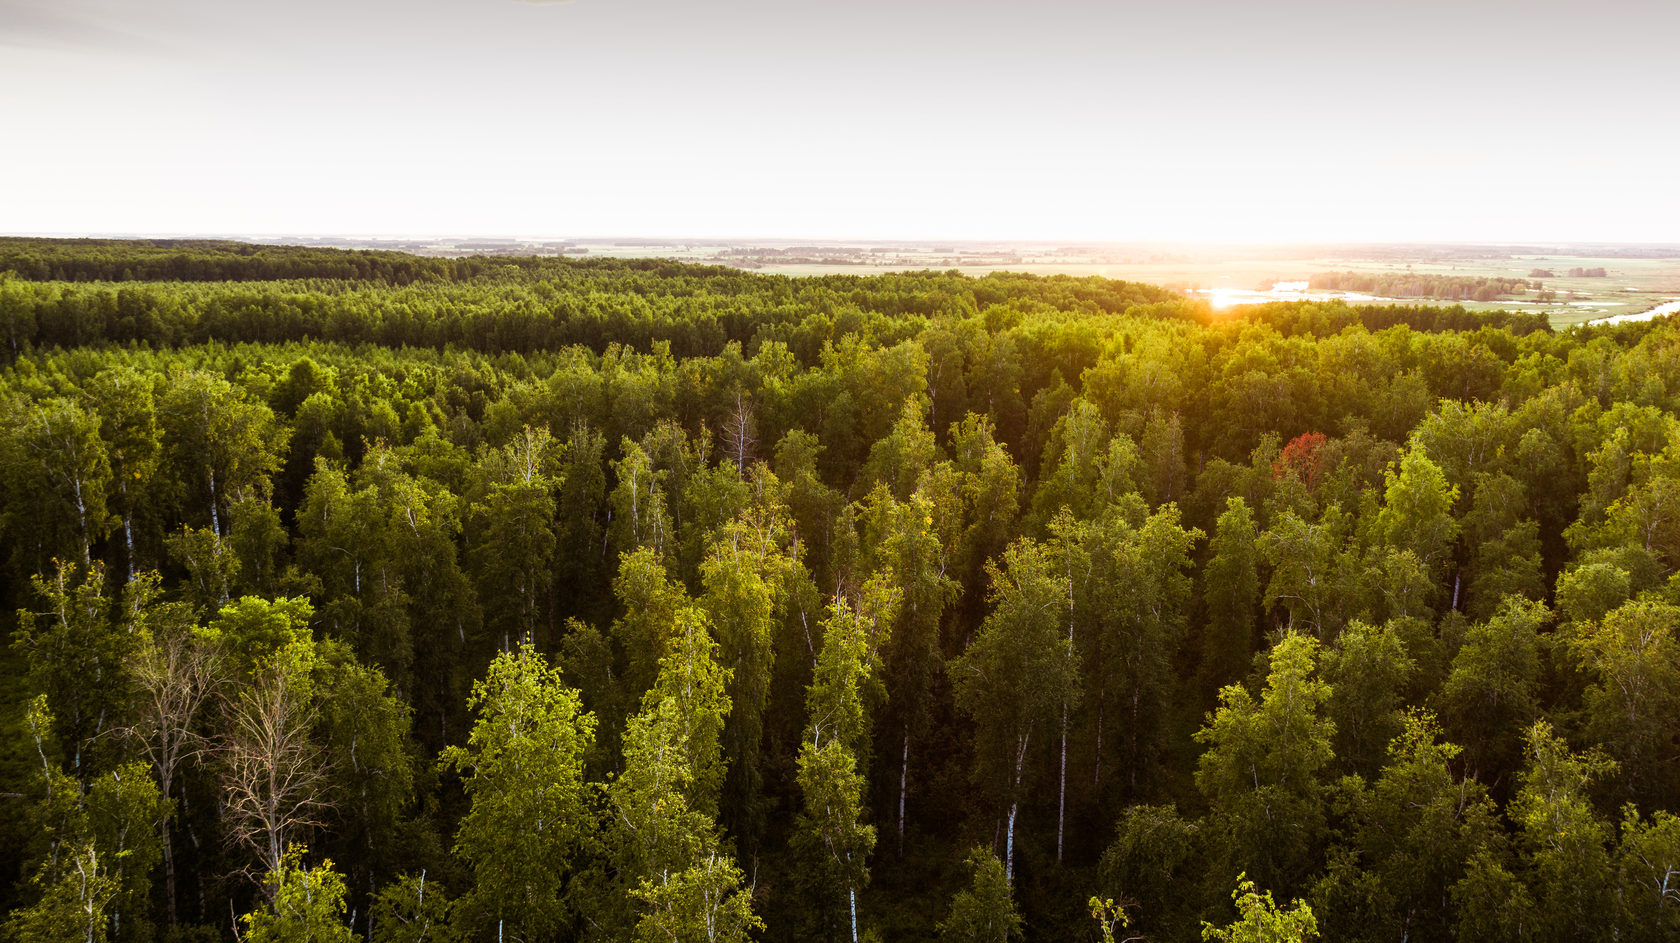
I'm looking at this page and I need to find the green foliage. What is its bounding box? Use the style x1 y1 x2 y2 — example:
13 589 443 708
0 395 113 569
4 837 119 943
7 238 1680 943
1568 600 1680 805
1434 597 1547 783
1089 897 1128 943
611 604 761 943
1196 634 1335 894
240 846 355 943
938 849 1020 943
439 645 596 940
369 873 457 943
1200 874 1317 943
13 560 137 776
1200 497 1261 700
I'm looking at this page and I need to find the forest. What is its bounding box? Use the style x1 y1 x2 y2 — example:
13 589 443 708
1 238 1678 943
1306 271 1539 302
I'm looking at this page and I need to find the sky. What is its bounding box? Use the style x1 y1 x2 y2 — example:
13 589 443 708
3 0 1677 243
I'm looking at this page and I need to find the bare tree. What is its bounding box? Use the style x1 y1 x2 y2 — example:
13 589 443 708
123 575 224 927
721 391 758 474
220 642 332 892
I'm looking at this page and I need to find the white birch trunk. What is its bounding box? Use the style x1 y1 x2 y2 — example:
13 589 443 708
850 887 858 943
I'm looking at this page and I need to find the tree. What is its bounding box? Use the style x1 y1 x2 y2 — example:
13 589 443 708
240 844 356 943
0 396 113 570
628 852 763 943
698 483 799 857
795 579 899 943
938 848 1021 943
1196 634 1335 896
440 644 596 941
861 487 955 855
370 872 458 943
1098 805 1202 941
469 426 561 651
859 399 939 501
947 413 1022 595
1320 620 1416 778
609 547 691 719
165 522 238 613
1434 597 1547 785
1079 504 1201 799
4 838 118 943
612 607 761 943
609 439 674 565
1030 399 1111 527
1568 600 1680 807
952 539 1078 880
1508 722 1618 940
1089 897 1132 943
218 601 333 885
1258 506 1351 638
317 654 415 936
1311 711 1498 943
157 369 286 537
9 699 165 943
698 525 777 844
795 740 874 943
14 560 138 778
296 460 413 684
1201 497 1261 702
1461 473 1544 621
1616 809 1680 941
85 367 162 581
1374 448 1459 586
121 572 223 927
1201 874 1318 943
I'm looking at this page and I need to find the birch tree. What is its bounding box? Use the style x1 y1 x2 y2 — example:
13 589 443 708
612 606 762 943
795 578 899 942
952 539 1077 880
440 644 596 941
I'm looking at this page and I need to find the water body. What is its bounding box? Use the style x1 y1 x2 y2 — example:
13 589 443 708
1193 282 1671 323
1192 281 1385 309
1587 299 1680 326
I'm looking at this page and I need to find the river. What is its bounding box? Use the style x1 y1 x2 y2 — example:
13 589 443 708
1586 299 1680 326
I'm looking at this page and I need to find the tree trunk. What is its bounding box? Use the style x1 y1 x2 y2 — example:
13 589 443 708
73 473 90 565
161 818 178 927
1057 704 1068 863
1094 684 1104 789
123 513 136 583
849 887 859 943
898 727 909 855
208 468 220 537
1006 729 1028 881
1005 801 1018 883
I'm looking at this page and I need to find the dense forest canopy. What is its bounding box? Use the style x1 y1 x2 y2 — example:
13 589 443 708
1 237 1678 943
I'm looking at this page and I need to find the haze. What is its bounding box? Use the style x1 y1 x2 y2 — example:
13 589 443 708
3 0 1676 243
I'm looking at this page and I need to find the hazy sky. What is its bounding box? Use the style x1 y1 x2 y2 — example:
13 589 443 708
3 0 1677 242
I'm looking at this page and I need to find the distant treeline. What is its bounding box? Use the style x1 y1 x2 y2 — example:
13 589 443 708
0 240 1549 362
1309 270 1538 302
0 238 477 283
